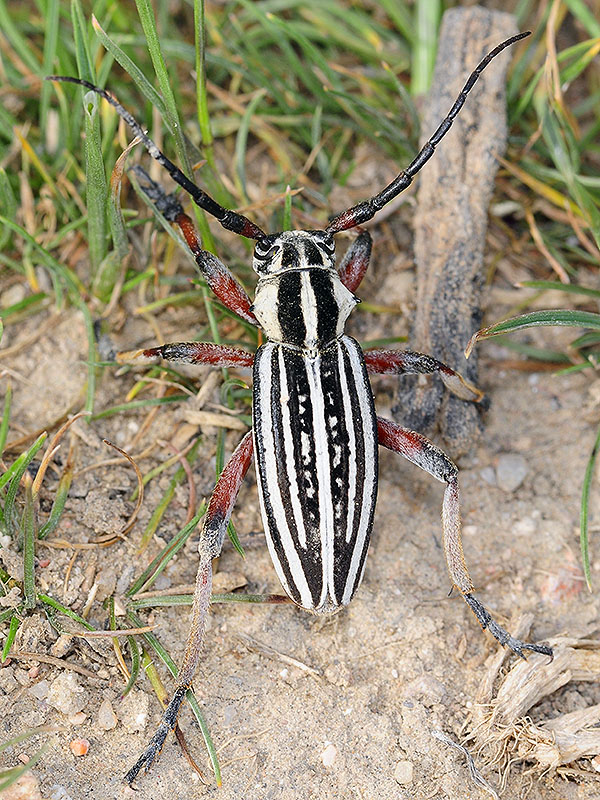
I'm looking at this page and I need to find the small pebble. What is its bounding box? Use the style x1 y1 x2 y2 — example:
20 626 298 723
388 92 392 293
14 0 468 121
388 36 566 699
321 742 337 767
495 453 528 493
69 738 89 756
47 785 74 800
68 711 87 726
47 672 86 715
394 759 414 785
480 466 496 486
0 771 42 799
118 689 149 733
591 754 600 773
29 679 50 700
1 283 26 308
14 668 31 687
50 635 74 659
97 698 118 731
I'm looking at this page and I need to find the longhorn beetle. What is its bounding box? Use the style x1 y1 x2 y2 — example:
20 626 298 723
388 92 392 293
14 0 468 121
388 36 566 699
49 29 552 786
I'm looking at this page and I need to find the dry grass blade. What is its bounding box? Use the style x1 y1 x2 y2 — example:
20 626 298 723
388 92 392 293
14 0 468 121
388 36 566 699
184 410 249 431
64 624 157 637
470 639 600 779
31 411 89 495
93 439 143 544
432 729 499 800
524 207 570 284
235 632 321 677
8 651 105 681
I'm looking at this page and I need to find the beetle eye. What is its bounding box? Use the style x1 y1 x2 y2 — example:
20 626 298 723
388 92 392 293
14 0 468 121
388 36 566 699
254 244 280 266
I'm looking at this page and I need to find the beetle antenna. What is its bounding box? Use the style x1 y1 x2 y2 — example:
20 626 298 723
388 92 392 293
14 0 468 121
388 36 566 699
46 76 266 240
326 31 531 234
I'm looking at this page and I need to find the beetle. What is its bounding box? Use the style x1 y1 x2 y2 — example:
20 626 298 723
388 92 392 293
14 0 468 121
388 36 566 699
49 29 552 785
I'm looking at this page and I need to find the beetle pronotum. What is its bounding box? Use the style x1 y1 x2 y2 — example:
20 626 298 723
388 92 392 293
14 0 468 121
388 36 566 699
49 29 552 785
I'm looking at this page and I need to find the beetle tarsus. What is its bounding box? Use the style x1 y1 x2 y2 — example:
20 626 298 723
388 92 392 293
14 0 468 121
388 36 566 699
125 685 188 785
131 165 183 221
463 593 553 658
124 721 170 785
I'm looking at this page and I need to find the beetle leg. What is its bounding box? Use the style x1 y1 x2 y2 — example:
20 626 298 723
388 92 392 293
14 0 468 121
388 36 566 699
125 431 254 786
338 231 372 293
376 417 552 659
118 341 254 368
131 166 259 326
364 348 483 403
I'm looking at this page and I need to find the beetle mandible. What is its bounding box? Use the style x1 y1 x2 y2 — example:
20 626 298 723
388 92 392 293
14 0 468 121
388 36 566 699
49 29 552 786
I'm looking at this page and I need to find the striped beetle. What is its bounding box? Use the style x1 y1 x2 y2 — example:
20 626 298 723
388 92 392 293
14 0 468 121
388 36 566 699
50 29 552 786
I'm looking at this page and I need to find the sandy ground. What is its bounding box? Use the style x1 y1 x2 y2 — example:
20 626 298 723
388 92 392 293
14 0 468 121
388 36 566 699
2 241 600 800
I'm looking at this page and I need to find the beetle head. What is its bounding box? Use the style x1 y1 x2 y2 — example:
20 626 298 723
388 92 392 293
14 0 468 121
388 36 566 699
252 230 335 276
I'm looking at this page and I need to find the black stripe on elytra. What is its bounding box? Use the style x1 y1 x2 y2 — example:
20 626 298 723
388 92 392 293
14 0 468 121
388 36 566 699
347 339 379 602
310 270 339 345
334 340 368 602
320 345 350 550
277 271 307 347
283 349 322 606
271 350 302 565
252 346 302 605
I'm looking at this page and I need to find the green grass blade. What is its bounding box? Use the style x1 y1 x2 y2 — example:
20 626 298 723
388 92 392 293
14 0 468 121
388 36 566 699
37 593 95 630
121 635 141 697
1 434 47 535
22 482 37 609
132 592 289 609
0 293 48 321
0 434 47 492
80 89 108 273
466 310 600 357
282 185 293 231
378 0 414 44
411 0 440 96
80 301 97 416
39 0 60 130
0 0 41 74
90 394 189 420
564 0 600 36
0 383 12 461
580 419 600 592
0 215 85 299
38 464 73 540
0 745 48 792
0 169 17 251
519 280 600 299
234 89 267 202
1 615 21 662
90 16 167 118
194 0 219 182
126 506 206 596
70 1 107 273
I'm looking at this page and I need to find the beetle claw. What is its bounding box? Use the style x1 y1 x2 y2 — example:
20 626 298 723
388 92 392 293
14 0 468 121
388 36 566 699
463 593 553 660
124 722 170 786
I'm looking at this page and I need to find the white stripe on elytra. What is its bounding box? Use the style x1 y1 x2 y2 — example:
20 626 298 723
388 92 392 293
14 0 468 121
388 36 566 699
256 344 313 608
342 338 377 605
304 352 334 610
337 341 357 548
277 347 308 550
